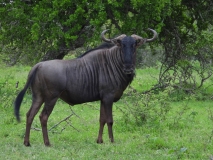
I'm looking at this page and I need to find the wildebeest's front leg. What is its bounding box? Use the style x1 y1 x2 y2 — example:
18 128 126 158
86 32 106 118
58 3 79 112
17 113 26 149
97 99 114 143
97 102 106 143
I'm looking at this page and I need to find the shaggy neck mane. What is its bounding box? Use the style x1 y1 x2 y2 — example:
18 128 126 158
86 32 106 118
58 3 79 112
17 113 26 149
78 43 115 58
77 42 135 86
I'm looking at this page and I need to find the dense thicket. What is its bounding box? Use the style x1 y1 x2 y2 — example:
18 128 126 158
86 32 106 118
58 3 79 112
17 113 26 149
0 0 169 63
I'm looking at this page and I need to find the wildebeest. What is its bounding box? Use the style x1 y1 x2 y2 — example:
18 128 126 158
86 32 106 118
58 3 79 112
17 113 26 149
14 29 157 146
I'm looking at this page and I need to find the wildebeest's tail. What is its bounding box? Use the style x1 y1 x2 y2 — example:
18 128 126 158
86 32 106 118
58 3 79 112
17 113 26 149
14 66 39 122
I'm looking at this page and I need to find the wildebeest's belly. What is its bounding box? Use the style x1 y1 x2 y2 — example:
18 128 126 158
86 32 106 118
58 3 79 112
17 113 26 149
59 88 124 105
59 90 100 105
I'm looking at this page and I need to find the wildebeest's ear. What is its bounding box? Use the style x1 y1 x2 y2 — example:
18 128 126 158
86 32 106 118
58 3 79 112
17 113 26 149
113 39 122 46
111 34 126 46
136 39 147 47
131 34 147 47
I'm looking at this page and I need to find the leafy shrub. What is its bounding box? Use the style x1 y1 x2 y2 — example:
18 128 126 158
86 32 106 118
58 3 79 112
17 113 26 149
0 73 20 124
118 87 172 126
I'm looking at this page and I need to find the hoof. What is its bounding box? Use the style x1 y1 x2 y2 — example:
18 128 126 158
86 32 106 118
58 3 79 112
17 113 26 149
44 142 51 147
97 139 103 144
24 141 31 147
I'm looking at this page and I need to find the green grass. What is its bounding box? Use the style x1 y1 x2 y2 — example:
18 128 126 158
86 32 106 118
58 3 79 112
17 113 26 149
1 66 213 159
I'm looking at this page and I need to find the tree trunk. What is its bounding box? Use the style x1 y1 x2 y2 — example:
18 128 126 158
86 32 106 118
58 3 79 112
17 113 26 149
42 44 68 61
42 26 94 61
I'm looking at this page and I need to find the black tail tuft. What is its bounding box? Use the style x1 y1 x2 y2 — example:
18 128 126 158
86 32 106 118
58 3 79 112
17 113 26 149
14 89 27 122
14 65 39 122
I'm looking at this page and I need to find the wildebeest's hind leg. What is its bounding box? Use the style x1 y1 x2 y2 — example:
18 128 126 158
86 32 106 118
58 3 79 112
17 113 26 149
39 97 58 146
24 98 44 146
97 99 114 143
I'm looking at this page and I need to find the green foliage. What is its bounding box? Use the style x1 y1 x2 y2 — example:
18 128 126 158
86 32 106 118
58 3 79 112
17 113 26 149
0 0 196 63
155 0 213 93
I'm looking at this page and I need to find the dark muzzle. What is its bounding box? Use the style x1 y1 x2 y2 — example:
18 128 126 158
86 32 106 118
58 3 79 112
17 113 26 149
123 64 134 74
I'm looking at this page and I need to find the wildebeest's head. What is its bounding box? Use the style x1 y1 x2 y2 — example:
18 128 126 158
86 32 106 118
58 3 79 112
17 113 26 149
101 29 157 74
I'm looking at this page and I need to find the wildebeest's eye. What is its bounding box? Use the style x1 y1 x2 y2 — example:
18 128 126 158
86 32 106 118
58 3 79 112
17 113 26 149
131 44 136 49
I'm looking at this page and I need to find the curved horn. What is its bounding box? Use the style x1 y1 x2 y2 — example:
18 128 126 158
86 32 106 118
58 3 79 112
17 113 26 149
146 28 158 42
101 30 126 45
101 29 111 43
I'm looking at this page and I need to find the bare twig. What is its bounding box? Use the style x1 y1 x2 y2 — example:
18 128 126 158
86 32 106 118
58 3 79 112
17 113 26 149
31 106 80 133
142 83 168 94
69 105 80 118
65 119 80 132
48 113 73 131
